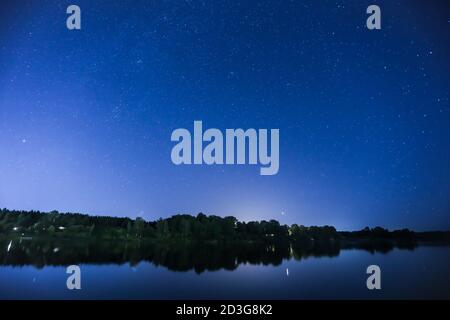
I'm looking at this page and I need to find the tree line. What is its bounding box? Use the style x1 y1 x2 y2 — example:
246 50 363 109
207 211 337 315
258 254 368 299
1 208 444 242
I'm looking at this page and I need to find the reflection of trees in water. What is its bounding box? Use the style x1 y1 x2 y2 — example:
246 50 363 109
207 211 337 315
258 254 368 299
0 238 417 273
290 240 341 261
340 239 417 254
155 240 292 273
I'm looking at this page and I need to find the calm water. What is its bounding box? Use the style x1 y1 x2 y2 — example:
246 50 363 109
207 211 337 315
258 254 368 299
1 238 449 299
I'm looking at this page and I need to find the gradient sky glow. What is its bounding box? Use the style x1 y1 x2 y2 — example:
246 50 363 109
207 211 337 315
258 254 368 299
0 0 449 230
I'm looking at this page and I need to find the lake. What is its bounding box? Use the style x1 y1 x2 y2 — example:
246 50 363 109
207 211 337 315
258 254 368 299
1 238 449 299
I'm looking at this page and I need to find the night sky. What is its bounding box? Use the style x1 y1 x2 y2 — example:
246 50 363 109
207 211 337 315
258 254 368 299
0 0 449 231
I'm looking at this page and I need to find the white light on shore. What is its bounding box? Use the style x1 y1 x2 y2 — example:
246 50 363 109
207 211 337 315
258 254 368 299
7 240 12 252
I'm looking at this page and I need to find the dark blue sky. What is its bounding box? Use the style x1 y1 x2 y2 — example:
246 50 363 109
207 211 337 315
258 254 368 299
0 0 449 230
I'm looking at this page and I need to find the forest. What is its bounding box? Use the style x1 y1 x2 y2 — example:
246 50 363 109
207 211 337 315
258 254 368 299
0 208 448 243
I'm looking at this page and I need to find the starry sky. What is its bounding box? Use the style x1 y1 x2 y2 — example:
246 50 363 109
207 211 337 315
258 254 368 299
0 0 449 231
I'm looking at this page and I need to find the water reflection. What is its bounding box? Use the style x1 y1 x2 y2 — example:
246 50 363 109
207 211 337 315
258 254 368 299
0 237 417 273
